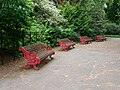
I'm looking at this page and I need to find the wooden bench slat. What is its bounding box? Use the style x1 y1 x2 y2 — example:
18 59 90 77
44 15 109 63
36 50 55 60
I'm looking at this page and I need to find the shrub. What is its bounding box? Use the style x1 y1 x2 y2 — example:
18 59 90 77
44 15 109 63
61 28 79 42
33 0 66 26
0 0 33 56
59 2 91 36
40 26 79 47
105 23 120 35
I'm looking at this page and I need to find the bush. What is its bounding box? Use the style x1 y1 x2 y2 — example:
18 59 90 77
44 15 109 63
105 23 120 35
41 26 62 47
59 2 91 36
33 0 66 26
40 26 79 47
61 28 79 42
0 0 33 56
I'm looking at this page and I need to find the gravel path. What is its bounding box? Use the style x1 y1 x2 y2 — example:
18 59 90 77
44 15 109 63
0 38 120 90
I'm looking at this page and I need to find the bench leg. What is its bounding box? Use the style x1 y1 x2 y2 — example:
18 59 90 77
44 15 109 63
72 45 75 48
64 48 68 51
33 65 39 70
59 48 68 51
22 64 31 69
50 56 54 60
59 48 63 51
104 39 107 41
88 41 92 43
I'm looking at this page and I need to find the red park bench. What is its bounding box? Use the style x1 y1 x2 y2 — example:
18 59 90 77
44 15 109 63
96 35 106 41
78 36 92 44
57 38 75 51
19 42 55 70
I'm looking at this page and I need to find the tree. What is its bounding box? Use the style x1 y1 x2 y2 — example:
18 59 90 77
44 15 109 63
0 0 32 51
105 0 120 24
88 0 107 34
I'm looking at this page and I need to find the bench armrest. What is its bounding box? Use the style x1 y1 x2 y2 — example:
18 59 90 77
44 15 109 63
88 37 92 41
25 51 40 64
60 41 67 45
19 47 37 61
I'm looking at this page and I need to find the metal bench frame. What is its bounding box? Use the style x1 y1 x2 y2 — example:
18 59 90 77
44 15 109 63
96 35 106 41
19 43 55 70
78 36 92 44
57 38 75 51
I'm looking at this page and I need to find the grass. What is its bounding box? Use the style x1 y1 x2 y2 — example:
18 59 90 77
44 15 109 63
105 35 120 38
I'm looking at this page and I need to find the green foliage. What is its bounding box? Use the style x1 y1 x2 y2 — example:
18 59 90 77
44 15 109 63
105 0 120 24
33 0 66 26
105 35 120 38
27 0 79 47
27 21 61 47
60 27 79 42
40 26 62 47
28 21 78 47
60 2 91 36
1 0 119 57
0 0 37 58
0 0 33 52
105 23 120 35
88 0 106 35
0 0 32 30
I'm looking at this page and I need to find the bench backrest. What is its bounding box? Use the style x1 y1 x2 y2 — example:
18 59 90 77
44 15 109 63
96 35 105 38
96 35 101 37
58 38 70 43
82 36 88 39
